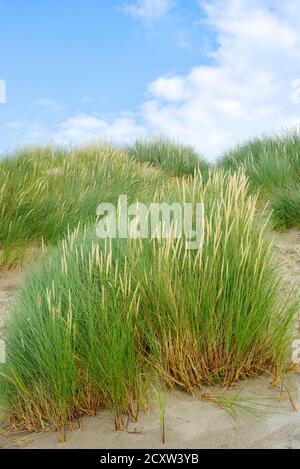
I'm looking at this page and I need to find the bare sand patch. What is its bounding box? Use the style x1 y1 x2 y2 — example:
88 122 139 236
0 265 26 338
2 375 300 449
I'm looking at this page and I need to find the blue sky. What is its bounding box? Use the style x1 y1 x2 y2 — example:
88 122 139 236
1 0 300 159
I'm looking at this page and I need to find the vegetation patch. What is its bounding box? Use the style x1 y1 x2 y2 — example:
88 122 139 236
0 144 164 267
125 137 210 177
0 171 296 435
271 186 300 230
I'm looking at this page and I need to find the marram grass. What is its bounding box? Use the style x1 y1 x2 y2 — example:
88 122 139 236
0 170 297 435
271 186 300 230
0 143 164 267
218 130 300 230
125 137 210 177
219 130 300 195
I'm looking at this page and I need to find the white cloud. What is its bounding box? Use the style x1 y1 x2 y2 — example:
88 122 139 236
125 0 173 20
148 76 187 101
53 113 146 145
4 119 51 146
2 113 145 150
35 98 65 112
140 0 300 159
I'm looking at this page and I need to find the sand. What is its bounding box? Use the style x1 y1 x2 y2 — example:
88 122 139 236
0 265 25 339
0 231 300 449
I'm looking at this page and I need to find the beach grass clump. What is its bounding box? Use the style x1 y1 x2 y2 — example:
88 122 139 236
271 186 300 230
0 171 296 434
0 144 163 267
0 230 147 433
219 130 300 195
125 137 209 177
134 172 297 389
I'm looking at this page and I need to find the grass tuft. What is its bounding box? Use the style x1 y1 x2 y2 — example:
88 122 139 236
271 186 300 230
219 130 300 192
125 137 209 177
0 144 164 267
0 170 296 434
219 130 300 229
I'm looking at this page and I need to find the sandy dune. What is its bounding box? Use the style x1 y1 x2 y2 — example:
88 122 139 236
0 231 300 449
